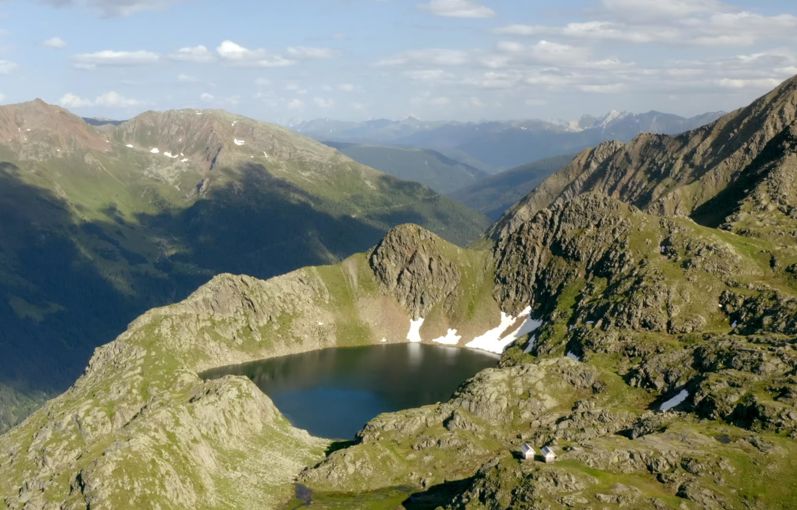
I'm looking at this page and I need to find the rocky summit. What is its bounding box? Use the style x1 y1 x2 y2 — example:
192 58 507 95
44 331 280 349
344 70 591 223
1 77 797 509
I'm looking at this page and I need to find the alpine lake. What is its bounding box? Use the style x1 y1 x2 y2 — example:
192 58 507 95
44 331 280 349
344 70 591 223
203 343 497 439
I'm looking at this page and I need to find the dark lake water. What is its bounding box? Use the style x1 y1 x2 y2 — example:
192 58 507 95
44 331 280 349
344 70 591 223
202 343 497 439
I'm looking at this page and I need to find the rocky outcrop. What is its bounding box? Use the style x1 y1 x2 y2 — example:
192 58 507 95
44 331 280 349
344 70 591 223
369 224 462 317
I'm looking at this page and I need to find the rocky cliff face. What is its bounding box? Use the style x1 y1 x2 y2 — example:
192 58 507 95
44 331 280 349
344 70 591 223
370 224 462 317
492 75 797 237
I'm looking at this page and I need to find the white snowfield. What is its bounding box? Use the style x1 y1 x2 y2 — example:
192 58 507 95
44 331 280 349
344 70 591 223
659 389 689 411
406 317 424 343
234 138 246 146
403 306 542 355
431 329 462 346
125 144 134 148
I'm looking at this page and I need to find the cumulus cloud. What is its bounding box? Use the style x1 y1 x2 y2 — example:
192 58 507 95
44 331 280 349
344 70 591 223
42 36 67 48
419 0 494 18
216 40 294 68
59 91 142 109
73 50 159 69
169 45 215 63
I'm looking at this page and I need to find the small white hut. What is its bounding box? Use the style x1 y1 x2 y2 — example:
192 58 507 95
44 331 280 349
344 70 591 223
541 446 556 463
519 443 535 461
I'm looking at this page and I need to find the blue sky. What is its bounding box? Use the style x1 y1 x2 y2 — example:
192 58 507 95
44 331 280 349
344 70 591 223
0 0 795 123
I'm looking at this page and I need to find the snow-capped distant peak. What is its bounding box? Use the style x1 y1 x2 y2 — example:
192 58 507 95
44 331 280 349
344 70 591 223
598 110 630 127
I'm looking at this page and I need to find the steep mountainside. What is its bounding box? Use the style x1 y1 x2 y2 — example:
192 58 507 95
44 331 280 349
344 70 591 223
296 111 723 172
494 76 797 237
323 141 488 194
450 154 574 219
1 79 795 509
0 101 487 432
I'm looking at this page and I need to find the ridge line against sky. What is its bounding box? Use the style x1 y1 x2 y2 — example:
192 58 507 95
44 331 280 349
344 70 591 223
0 0 795 123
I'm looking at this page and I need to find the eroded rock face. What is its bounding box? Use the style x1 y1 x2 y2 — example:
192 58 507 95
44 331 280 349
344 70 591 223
369 224 462 317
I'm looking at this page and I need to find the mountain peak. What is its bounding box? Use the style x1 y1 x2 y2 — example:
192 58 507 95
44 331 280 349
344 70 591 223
0 98 107 151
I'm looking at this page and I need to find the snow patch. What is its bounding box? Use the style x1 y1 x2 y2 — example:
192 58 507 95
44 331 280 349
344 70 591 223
163 151 178 159
566 351 581 362
180 158 189 163
195 111 203 115
234 138 245 146
465 306 540 354
659 389 689 411
406 317 424 343
263 151 270 159
150 148 160 154
431 328 462 346
380 337 387 343
125 144 135 148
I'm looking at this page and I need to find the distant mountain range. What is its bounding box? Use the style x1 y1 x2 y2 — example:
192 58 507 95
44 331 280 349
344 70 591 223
323 141 488 194
0 100 487 431
449 154 575 220
295 110 724 172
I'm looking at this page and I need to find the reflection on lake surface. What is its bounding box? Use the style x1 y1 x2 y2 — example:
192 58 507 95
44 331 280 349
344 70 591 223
202 343 497 439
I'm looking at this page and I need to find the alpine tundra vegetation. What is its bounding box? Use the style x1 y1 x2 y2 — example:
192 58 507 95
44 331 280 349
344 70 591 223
1 75 796 509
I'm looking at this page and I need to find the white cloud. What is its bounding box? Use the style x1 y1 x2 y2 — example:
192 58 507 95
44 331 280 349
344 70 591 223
0 60 16 74
286 46 336 60
602 0 721 22
216 40 294 67
177 73 198 82
0 93 6 102
527 40 590 65
419 0 494 18
377 48 469 66
59 91 142 109
42 37 67 48
337 83 355 92
73 50 159 69
170 45 214 63
200 92 214 101
287 98 304 110
497 3 797 48
42 0 183 17
715 77 782 89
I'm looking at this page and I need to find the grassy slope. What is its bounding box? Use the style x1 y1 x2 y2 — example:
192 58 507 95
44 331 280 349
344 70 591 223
0 231 505 508
0 106 488 432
